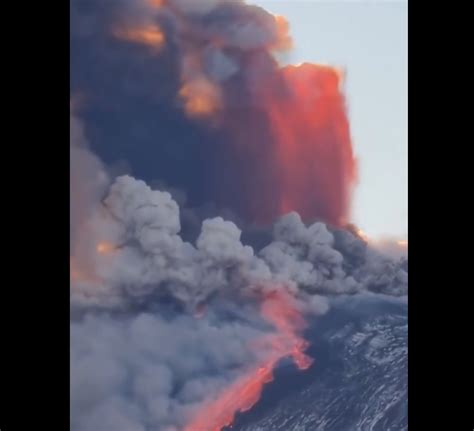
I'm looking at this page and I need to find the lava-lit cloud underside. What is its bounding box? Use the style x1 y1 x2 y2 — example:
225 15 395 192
184 290 313 431
259 63 357 226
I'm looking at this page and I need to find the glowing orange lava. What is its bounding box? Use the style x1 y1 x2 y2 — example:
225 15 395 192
262 63 357 226
184 290 313 431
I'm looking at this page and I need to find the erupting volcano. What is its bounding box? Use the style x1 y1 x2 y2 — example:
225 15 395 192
184 290 313 431
69 1 408 431
71 0 358 228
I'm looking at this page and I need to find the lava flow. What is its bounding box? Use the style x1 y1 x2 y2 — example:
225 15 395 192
184 290 313 431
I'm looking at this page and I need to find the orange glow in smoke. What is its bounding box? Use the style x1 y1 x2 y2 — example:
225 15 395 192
70 242 114 285
397 240 408 247
70 258 83 282
184 290 313 431
70 257 101 285
113 25 165 49
147 0 164 7
271 14 293 51
96 241 115 255
261 63 357 226
179 78 221 118
356 228 369 242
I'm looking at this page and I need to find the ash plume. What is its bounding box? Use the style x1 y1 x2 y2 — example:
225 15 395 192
71 0 356 227
70 1 406 429
71 170 407 309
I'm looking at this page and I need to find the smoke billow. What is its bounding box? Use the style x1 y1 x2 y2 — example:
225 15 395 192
70 113 406 430
70 160 406 311
70 166 406 430
71 308 276 431
70 0 356 227
70 1 407 430
70 112 109 247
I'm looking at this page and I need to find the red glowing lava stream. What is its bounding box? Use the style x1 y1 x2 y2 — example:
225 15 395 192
184 290 313 431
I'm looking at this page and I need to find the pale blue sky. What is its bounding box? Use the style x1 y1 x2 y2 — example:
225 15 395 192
252 0 407 239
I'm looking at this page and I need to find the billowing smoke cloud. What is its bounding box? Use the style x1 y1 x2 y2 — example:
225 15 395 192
70 167 406 430
70 112 406 430
71 171 406 309
70 110 109 248
70 1 406 429
71 308 273 431
70 0 356 227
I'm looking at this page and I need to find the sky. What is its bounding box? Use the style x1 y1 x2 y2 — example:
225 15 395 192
252 0 408 240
